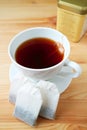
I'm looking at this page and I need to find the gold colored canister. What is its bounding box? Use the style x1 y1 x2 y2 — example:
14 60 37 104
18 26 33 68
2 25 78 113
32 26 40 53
57 0 87 42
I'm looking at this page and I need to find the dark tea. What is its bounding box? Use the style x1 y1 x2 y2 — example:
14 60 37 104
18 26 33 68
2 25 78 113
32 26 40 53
15 37 64 69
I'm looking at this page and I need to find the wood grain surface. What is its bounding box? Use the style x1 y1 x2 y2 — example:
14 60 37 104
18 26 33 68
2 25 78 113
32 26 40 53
0 0 87 130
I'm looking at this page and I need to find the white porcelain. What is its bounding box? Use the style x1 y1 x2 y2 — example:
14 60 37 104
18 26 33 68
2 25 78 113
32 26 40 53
8 27 81 80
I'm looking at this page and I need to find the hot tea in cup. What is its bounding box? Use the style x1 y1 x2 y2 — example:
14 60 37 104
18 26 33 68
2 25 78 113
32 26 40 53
15 37 64 69
8 27 81 80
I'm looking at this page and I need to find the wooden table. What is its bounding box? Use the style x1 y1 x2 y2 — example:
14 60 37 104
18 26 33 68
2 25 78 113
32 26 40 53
0 0 87 129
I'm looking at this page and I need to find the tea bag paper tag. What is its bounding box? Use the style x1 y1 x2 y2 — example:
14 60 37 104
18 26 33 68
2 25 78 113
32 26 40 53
13 82 42 126
9 74 29 104
37 80 60 119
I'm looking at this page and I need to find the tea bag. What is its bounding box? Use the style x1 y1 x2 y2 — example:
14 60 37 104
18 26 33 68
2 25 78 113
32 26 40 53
13 82 42 126
37 80 60 119
9 73 29 104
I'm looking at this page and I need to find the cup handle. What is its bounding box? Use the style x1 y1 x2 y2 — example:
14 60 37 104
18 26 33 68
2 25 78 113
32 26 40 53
64 59 82 78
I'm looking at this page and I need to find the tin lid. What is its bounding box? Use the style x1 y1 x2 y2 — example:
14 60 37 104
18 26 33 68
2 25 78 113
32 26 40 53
58 0 87 14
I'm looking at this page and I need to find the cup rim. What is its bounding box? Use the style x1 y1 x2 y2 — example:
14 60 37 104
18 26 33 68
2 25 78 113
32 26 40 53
8 27 70 72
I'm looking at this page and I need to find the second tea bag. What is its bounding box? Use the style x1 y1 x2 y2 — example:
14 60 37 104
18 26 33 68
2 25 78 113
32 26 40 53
37 80 60 119
9 74 29 104
13 82 42 126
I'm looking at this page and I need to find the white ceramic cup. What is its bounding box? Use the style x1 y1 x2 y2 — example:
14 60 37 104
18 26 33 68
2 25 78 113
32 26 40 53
8 27 82 80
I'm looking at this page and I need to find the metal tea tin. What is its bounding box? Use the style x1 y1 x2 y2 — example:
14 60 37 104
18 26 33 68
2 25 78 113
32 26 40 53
57 0 87 42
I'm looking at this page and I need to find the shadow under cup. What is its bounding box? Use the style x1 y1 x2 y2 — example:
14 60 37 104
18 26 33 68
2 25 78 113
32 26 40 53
8 27 70 80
